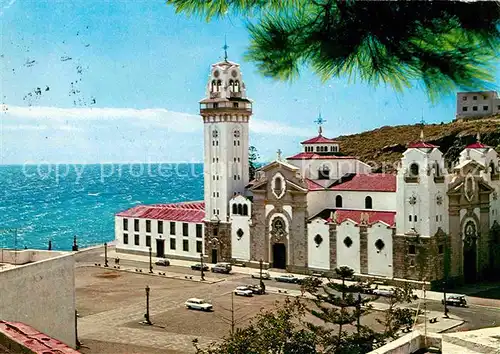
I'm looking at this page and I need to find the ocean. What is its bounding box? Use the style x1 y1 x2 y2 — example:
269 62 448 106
0 163 204 250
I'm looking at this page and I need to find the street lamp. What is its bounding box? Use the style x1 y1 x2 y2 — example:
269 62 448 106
144 285 152 325
104 242 108 267
200 253 205 281
259 259 265 294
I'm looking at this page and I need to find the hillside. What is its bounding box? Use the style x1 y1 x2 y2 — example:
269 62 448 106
336 115 500 173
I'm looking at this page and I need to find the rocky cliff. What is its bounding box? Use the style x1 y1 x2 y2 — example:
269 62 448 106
336 115 500 173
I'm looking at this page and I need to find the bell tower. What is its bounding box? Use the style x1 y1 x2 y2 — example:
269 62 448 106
199 48 253 262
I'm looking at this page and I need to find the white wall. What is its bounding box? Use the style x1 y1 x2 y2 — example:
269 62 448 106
288 158 371 180
367 222 393 278
115 216 204 259
231 216 250 261
307 190 397 217
0 254 76 348
307 218 330 270
336 221 360 273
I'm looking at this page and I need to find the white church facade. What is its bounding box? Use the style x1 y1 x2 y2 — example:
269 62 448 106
115 58 500 285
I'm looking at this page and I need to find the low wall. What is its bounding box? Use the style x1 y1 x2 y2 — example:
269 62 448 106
368 331 441 354
0 253 76 348
0 249 69 265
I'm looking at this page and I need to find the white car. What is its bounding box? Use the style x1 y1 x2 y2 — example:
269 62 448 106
373 288 394 297
185 298 213 311
234 286 253 297
251 271 271 280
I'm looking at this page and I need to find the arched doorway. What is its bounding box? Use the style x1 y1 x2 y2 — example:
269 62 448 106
463 221 478 283
272 243 286 269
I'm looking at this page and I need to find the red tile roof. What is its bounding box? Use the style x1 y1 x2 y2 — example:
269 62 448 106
287 152 356 160
116 201 205 223
325 209 396 227
329 174 396 192
465 142 489 149
0 321 80 354
306 179 325 191
407 141 439 148
301 135 339 144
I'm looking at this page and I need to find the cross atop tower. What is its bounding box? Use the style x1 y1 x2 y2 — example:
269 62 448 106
223 36 229 62
314 112 326 135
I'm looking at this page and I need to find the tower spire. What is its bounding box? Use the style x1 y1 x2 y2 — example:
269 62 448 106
223 36 229 62
419 116 425 141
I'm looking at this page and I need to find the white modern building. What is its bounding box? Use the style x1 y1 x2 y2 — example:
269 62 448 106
456 91 500 119
115 56 500 285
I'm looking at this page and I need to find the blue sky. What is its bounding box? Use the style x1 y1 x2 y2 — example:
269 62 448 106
1 0 499 164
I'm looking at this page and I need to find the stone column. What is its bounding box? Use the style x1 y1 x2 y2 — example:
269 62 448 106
359 225 368 274
448 206 462 278
329 223 337 272
478 205 491 279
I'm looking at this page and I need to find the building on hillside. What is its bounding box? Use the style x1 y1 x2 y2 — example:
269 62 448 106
115 56 500 285
456 91 500 120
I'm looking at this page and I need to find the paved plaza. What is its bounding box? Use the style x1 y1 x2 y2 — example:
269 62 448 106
74 247 500 353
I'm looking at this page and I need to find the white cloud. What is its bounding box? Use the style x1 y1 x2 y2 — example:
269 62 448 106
2 105 308 136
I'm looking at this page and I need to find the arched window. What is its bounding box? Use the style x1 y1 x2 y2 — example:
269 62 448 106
211 80 216 92
336 195 343 208
490 161 496 177
232 204 237 215
274 177 282 194
237 204 243 215
216 80 222 92
434 161 440 176
243 204 248 216
318 165 330 180
228 79 234 92
365 196 373 209
410 163 419 176
234 80 240 93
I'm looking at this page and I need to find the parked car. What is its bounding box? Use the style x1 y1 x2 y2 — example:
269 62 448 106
251 271 271 280
275 274 299 283
442 294 467 307
372 288 395 297
185 298 213 311
247 284 265 295
155 258 170 266
234 286 253 297
191 263 209 271
211 262 232 274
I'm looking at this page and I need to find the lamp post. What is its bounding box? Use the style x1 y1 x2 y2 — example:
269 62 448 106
144 285 152 325
259 259 265 293
149 246 153 273
200 253 205 281
72 235 78 252
104 242 108 267
48 239 52 251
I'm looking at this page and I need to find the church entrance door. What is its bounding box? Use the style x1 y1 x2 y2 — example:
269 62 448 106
463 221 478 283
211 249 218 264
156 239 165 258
272 243 286 269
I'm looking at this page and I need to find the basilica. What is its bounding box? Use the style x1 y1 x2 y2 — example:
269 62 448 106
115 58 500 285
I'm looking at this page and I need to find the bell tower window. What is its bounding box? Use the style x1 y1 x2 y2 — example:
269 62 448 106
211 80 216 92
216 80 222 92
234 80 240 93
409 163 419 176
